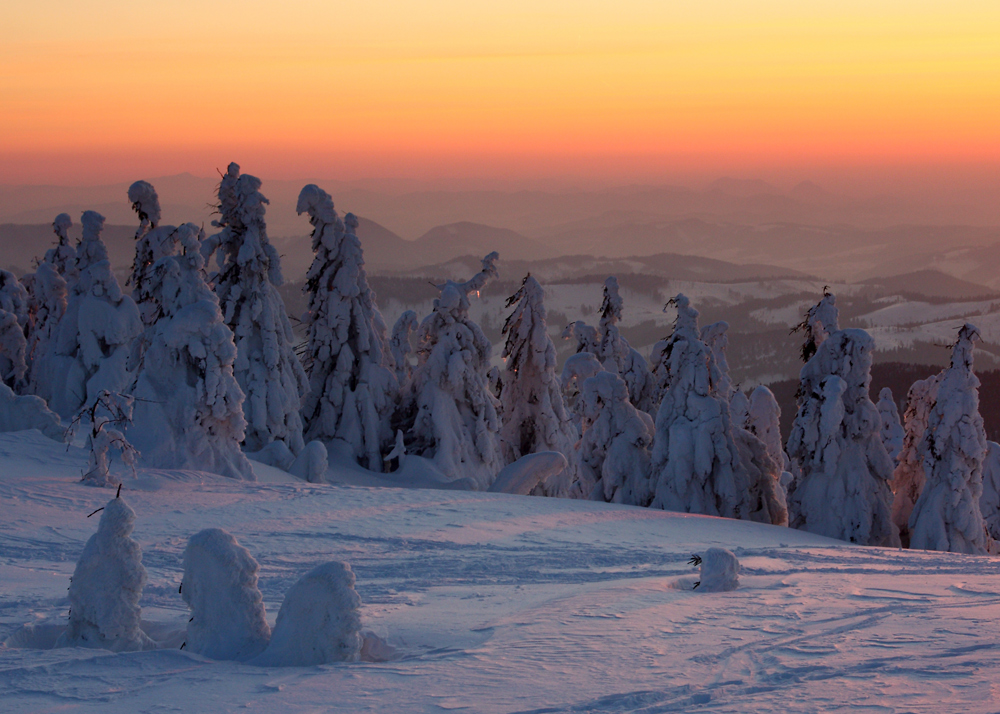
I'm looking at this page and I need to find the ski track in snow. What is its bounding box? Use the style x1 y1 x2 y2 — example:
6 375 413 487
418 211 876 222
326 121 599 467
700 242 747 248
4 430 1000 712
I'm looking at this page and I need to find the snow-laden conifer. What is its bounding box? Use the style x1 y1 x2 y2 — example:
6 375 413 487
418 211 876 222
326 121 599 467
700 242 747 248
48 211 142 418
401 252 502 489
908 324 993 554
877 387 905 464
979 441 1000 542
390 310 419 391
746 385 791 475
562 320 600 356
498 275 581 496
700 321 735 400
649 295 783 523
890 374 940 546
127 224 255 480
597 277 653 411
45 213 77 279
127 180 180 325
296 186 396 470
0 270 30 391
786 293 899 546
578 370 653 503
57 494 154 652
204 164 307 455
25 261 67 401
181 528 271 661
793 289 838 362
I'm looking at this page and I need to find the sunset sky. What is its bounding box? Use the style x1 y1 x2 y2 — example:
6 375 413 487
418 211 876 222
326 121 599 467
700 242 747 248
2 0 999 185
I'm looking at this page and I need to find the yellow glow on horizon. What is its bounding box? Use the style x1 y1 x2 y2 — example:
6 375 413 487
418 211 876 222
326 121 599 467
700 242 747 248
2 1 999 181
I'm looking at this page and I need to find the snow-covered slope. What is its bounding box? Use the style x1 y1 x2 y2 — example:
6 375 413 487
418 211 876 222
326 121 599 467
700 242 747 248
3 429 1000 712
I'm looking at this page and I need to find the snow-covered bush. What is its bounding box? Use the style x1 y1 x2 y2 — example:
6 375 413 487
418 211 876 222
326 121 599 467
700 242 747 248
979 441 1000 542
579 370 653 503
498 275 581 496
649 295 782 523
254 561 362 666
127 180 182 326
127 224 255 480
908 324 992 554
877 388 905 464
390 310 418 391
0 383 64 441
56 494 154 652
25 262 67 401
399 252 503 489
890 374 940 546
68 391 140 488
181 528 271 661
786 293 898 547
297 186 397 470
692 547 740 592
48 211 142 418
204 164 307 455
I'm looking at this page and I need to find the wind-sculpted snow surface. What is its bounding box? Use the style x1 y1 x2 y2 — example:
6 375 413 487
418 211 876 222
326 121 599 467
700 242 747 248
205 164 308 455
908 324 992 554
787 293 899 547
401 252 502 489
128 224 255 480
56 496 154 652
181 528 271 662
891 373 941 546
255 561 362 666
878 387 905 464
48 211 142 418
297 186 396 471
499 275 581 496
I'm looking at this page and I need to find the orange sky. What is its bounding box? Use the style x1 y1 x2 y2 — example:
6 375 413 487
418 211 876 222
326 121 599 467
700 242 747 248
2 1 999 184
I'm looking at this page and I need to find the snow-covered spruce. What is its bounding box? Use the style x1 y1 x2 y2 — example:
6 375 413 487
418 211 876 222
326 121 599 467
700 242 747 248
559 350 603 422
127 224 255 480
579 370 654 503
561 320 600 356
127 180 182 326
390 310 419 392
45 213 77 279
24 261 67 401
786 294 899 547
497 275 582 496
979 441 1000 542
745 385 794 495
877 388 905 465
398 252 503 489
0 382 64 441
793 289 838 362
890 373 941 546
297 186 397 470
908 324 993 554
181 528 271 661
692 548 740 593
700 321 735 400
597 277 653 412
730 389 750 430
47 211 142 418
69 391 140 488
0 307 27 390
254 561 362 666
56 494 154 652
204 164 307 455
649 295 784 524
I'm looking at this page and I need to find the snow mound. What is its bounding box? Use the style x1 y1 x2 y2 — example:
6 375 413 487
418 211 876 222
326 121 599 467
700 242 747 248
254 561 362 666
0 383 64 442
696 547 740 593
489 451 569 496
181 528 271 661
56 496 154 652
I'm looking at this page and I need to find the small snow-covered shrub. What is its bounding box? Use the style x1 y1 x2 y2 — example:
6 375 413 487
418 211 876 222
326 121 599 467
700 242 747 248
181 528 271 661
68 391 139 488
57 495 154 652
255 561 362 666
692 547 740 592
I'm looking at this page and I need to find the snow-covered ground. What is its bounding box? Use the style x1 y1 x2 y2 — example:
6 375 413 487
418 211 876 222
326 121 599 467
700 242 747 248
4 429 1000 712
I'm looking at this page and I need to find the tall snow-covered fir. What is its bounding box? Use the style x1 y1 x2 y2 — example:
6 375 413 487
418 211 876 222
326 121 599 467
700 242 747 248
0 270 29 390
786 293 899 547
390 310 419 392
24 261 67 401
203 163 308 455
400 252 503 489
46 213 77 279
877 388 905 464
890 373 941 546
596 277 653 412
127 180 180 326
908 324 993 554
296 185 397 470
127 223 255 480
498 275 581 497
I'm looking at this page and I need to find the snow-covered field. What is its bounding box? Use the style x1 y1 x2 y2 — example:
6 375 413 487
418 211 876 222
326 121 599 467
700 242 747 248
4 429 1000 713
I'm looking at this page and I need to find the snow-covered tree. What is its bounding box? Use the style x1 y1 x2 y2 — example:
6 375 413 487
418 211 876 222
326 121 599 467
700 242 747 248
45 213 77 279
793 289 838 362
730 389 750 429
877 387 905 464
890 373 940 546
56 494 154 652
390 310 418 391
562 320 600 355
48 211 142 418
255 561 362 666
400 252 502 489
908 324 993 554
181 528 271 661
746 385 791 475
498 275 581 497
24 261 67 400
979 441 1000 542
596 277 653 412
700 321 735 400
786 293 899 547
127 180 180 325
68 391 140 488
0 269 29 391
127 224 256 480
560 350 603 420
296 186 396 470
204 164 307 454
578 370 653 503
649 295 783 524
